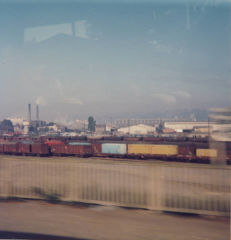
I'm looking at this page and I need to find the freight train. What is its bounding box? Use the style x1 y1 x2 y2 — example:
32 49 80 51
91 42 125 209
0 136 230 164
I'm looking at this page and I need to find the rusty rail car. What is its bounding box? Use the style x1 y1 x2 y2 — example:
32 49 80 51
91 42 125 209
0 137 230 163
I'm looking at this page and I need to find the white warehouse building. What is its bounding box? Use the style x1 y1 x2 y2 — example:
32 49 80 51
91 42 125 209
117 124 156 135
164 122 208 133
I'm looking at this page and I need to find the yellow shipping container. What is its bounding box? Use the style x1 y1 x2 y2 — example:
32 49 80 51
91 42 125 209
128 144 178 156
151 145 178 155
128 144 153 154
196 149 217 158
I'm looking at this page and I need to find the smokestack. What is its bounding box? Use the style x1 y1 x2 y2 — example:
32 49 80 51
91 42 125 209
28 103 31 123
36 104 39 121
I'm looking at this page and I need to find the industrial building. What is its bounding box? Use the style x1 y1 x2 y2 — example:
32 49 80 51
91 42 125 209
117 124 156 135
164 122 209 133
113 119 159 128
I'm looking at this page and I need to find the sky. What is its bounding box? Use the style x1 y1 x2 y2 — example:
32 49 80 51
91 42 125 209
0 0 230 123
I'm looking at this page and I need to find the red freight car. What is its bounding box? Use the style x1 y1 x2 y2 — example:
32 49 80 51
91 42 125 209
45 140 64 147
3 142 19 154
18 143 31 155
51 144 92 157
91 143 102 156
31 143 50 156
67 145 92 156
50 144 65 156
0 144 4 153
178 144 195 161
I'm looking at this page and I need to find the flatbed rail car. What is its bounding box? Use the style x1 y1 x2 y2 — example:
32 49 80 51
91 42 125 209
91 141 229 163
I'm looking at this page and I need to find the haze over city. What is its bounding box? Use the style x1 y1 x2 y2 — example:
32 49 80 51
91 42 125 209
0 0 230 122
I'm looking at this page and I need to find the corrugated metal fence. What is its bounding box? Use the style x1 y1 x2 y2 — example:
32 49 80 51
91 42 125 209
0 156 230 216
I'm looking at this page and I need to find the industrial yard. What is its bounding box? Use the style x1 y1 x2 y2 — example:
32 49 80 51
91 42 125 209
1 0 231 239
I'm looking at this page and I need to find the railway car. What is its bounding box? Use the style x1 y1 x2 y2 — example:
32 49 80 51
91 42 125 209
3 142 19 154
0 144 4 153
51 142 92 157
91 141 230 163
127 143 178 160
49 144 64 156
178 144 195 162
92 142 127 157
91 143 102 155
195 148 217 163
18 142 31 155
45 140 64 146
31 143 50 156
0 136 230 164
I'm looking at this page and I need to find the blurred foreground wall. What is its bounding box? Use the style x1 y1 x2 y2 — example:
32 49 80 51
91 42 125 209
0 157 230 216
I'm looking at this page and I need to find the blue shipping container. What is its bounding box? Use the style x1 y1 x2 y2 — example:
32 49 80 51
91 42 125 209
102 143 127 154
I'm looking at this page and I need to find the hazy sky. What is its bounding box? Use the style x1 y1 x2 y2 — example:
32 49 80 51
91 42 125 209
0 0 230 122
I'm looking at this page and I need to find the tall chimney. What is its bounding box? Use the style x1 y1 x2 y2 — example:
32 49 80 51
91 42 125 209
36 104 39 121
28 103 31 123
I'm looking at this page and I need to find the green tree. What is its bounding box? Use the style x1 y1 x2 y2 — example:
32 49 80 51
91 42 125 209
47 122 55 126
156 120 164 134
29 125 38 134
88 116 96 132
0 119 14 132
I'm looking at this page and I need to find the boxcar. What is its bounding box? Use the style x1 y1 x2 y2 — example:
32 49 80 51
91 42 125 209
51 143 92 157
196 148 217 158
3 142 19 154
31 143 50 156
128 144 178 158
101 143 127 156
178 144 195 161
195 148 217 163
18 143 31 155
91 143 102 155
152 144 178 155
0 144 4 153
67 145 92 156
45 140 64 147
128 144 152 155
50 144 66 156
